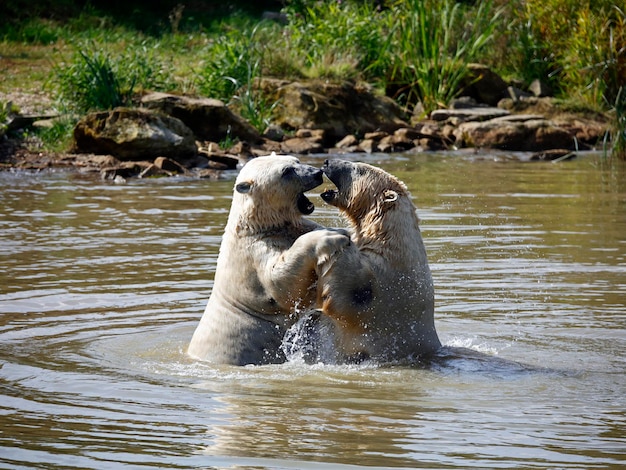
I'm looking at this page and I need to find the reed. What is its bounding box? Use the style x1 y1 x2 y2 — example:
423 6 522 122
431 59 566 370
609 86 626 160
374 0 500 115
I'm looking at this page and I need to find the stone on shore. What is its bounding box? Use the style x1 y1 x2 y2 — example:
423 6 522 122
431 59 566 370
453 115 575 151
141 92 262 144
73 108 197 161
461 64 510 106
255 78 408 140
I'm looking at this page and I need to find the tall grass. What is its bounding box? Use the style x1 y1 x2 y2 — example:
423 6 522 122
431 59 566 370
55 42 171 113
370 0 501 115
281 0 384 80
195 23 264 102
609 86 626 159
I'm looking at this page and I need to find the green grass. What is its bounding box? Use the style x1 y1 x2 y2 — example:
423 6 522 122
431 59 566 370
373 0 501 115
54 43 173 113
28 117 76 153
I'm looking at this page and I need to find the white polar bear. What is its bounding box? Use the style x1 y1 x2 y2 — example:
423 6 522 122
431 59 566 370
188 154 349 365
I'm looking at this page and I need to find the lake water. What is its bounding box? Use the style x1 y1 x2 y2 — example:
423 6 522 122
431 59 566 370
1 152 624 469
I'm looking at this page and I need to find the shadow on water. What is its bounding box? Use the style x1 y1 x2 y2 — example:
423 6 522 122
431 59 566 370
426 345 558 378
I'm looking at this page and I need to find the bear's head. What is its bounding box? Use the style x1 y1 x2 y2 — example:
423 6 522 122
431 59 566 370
320 159 408 223
232 154 323 230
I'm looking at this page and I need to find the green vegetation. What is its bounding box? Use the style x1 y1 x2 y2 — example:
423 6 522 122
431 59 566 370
0 0 624 158
55 45 170 113
373 0 501 115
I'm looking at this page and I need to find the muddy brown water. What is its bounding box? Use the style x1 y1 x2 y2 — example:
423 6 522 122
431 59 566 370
1 152 624 469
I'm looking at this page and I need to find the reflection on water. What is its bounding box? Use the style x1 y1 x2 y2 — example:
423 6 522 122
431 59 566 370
1 153 625 469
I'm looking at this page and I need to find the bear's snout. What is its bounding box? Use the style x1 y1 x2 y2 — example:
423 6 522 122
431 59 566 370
295 165 324 191
322 159 353 190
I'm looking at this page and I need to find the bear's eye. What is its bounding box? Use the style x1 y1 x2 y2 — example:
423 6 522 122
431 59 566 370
281 166 295 178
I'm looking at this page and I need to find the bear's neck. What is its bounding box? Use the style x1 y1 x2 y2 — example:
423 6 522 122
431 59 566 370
350 208 423 263
226 197 303 236
228 210 303 237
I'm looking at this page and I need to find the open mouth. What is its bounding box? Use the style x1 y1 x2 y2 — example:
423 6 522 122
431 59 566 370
297 193 315 214
320 188 338 203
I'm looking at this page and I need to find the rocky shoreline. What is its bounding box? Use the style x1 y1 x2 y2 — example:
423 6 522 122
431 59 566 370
0 73 610 180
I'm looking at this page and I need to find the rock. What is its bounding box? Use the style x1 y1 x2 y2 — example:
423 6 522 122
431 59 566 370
417 138 446 151
529 79 553 97
263 124 285 141
139 164 173 178
555 117 606 148
394 127 422 141
195 151 240 170
74 108 197 161
506 86 533 102
255 78 408 140
378 133 415 152
359 138 378 153
295 128 325 141
7 113 59 132
332 134 362 153
335 134 359 148
194 168 222 179
55 154 121 169
497 96 561 117
454 116 575 151
141 92 261 143
414 121 453 148
227 141 255 158
101 161 153 180
530 149 575 161
449 96 481 109
363 131 388 141
431 106 510 122
280 137 325 154
256 139 282 155
154 156 187 174
461 64 509 106
498 96 608 147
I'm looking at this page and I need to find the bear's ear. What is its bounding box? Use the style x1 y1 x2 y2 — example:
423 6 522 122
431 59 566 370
236 181 253 194
383 189 398 203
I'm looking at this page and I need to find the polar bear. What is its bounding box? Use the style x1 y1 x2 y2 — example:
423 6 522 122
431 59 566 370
314 159 441 363
187 154 349 365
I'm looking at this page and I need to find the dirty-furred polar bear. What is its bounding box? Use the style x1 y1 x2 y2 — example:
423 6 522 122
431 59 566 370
187 154 350 365
295 159 441 364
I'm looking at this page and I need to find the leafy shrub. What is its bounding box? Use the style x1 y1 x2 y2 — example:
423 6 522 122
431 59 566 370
609 86 626 159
